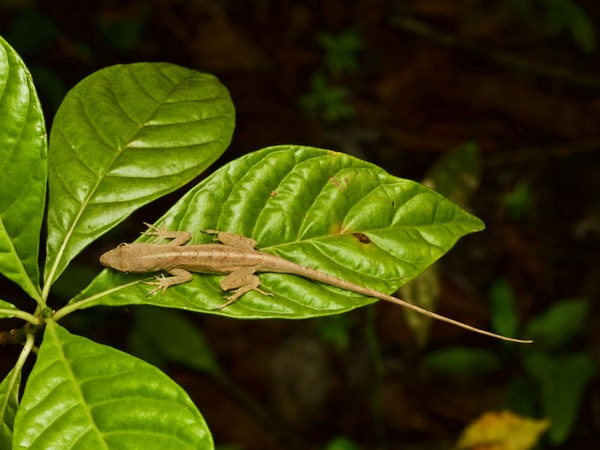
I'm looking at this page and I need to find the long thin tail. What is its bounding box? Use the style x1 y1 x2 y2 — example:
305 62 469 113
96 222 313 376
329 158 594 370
274 258 532 344
375 291 532 343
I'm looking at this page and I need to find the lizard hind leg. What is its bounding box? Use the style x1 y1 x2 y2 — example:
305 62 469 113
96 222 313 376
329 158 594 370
212 268 272 310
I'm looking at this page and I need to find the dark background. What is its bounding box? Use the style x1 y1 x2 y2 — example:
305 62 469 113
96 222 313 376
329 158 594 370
1 1 600 449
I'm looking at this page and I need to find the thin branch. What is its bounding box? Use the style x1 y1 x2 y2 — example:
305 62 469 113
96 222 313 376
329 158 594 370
392 15 600 90
485 137 600 166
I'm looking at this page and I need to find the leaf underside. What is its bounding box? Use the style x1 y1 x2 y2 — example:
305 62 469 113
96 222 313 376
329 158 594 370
13 322 212 450
74 145 484 319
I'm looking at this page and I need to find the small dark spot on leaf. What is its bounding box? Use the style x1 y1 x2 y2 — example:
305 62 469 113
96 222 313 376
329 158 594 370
352 232 370 244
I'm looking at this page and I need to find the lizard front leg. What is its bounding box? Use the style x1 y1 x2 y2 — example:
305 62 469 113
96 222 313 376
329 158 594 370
143 222 192 246
145 268 193 295
213 267 272 310
203 229 257 250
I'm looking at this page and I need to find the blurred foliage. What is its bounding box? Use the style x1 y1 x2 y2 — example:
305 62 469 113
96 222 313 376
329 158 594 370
425 279 596 447
299 28 364 124
456 410 549 450
489 278 520 342
4 8 58 54
323 436 363 450
300 70 354 124
1 0 598 447
502 182 533 221
423 346 504 375
317 28 364 77
128 306 221 376
422 142 482 207
402 143 482 344
94 4 148 52
505 0 597 53
313 313 355 352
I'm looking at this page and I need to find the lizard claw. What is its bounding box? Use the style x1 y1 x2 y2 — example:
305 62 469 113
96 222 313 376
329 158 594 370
210 287 274 310
144 274 168 296
142 222 169 243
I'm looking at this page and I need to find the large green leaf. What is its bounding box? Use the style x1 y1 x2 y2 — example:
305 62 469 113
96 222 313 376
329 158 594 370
129 307 221 376
13 322 213 449
0 36 47 301
524 352 596 444
0 367 21 449
44 63 235 290
524 298 589 350
66 146 484 319
422 346 503 375
488 278 519 341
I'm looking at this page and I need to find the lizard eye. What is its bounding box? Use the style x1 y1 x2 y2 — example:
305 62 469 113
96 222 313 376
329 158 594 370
117 243 128 248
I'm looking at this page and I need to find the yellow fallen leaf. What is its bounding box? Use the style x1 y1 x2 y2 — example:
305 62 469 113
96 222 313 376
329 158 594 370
456 410 550 450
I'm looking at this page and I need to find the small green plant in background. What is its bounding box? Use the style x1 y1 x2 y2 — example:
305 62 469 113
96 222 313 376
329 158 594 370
300 70 354 123
324 436 363 450
502 181 533 221
0 34 488 449
423 278 595 447
317 28 364 77
300 28 364 124
505 0 597 54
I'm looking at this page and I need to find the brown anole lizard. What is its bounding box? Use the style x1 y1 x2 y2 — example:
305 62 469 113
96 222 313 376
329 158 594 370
99 224 531 344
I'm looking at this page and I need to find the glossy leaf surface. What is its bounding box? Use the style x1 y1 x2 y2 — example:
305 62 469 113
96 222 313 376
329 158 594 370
13 322 213 449
0 367 21 449
44 62 234 288
0 36 47 300
71 146 484 319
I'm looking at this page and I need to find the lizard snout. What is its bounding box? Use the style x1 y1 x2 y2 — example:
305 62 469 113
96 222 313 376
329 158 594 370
100 244 130 272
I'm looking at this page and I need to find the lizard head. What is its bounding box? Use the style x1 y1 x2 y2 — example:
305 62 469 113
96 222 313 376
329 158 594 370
100 243 139 273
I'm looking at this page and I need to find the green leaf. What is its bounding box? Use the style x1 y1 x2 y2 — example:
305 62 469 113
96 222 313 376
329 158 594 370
502 182 532 221
44 62 235 290
398 265 439 346
422 142 481 208
0 299 19 319
422 346 503 375
0 36 47 300
314 313 354 352
129 306 221 376
524 352 596 444
570 14 596 54
324 436 363 450
0 367 21 449
13 322 213 449
300 71 353 123
524 298 589 350
318 28 364 76
69 146 484 319
560 0 597 54
488 278 519 342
